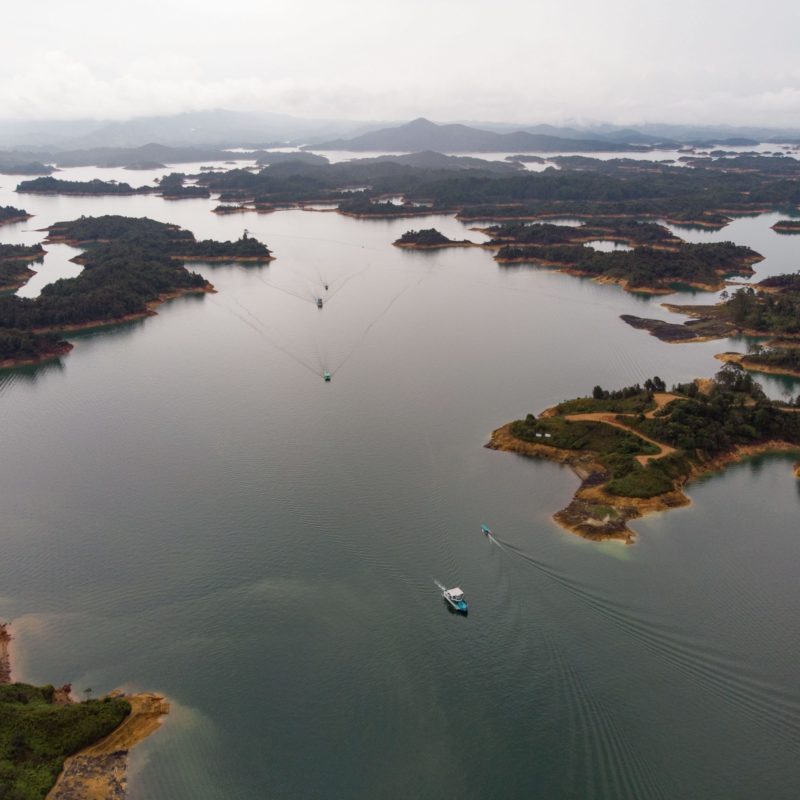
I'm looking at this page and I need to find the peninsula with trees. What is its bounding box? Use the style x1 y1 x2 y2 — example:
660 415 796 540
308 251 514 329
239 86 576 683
0 243 46 293
621 272 800 378
0 215 273 367
621 271 800 379
0 622 168 800
487 368 800 543
772 219 800 234
0 205 32 225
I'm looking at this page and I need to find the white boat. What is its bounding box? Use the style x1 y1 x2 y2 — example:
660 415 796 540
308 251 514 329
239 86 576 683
442 586 468 614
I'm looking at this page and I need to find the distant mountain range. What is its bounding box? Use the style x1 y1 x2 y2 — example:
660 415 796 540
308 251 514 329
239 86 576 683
305 118 660 153
0 110 799 153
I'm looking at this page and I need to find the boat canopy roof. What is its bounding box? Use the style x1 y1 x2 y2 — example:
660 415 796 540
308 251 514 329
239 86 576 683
446 587 464 596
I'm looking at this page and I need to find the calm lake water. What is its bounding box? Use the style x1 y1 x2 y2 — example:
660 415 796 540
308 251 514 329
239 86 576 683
1 164 799 799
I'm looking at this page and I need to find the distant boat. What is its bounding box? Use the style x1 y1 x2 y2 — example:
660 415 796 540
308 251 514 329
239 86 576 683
316 298 323 308
442 586 468 614
481 524 492 537
323 371 332 382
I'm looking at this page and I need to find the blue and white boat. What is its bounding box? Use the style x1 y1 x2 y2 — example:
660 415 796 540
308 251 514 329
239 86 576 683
481 524 492 537
442 586 468 614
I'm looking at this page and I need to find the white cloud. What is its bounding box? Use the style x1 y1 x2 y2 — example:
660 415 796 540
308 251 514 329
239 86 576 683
1 1 799 126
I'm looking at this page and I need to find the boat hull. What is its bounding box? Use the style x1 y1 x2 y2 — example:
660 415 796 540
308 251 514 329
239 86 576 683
443 596 469 615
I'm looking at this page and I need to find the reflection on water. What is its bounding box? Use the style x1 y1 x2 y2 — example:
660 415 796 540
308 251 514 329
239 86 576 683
0 357 65 396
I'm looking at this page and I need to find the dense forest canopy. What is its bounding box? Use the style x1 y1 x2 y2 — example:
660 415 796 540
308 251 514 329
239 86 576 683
187 154 800 223
720 279 800 334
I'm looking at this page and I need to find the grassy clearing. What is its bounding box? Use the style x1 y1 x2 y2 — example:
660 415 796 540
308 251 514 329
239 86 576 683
511 416 659 456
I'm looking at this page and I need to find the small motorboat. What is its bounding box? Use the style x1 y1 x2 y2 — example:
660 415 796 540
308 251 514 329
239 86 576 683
442 586 468 614
316 298 324 308
323 371 332 382
481 524 492 537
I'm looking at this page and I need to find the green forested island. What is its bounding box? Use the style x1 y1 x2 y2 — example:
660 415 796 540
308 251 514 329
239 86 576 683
485 219 680 247
393 228 472 248
391 217 759 294
0 682 130 800
45 215 273 261
488 368 800 542
495 241 761 292
0 216 273 365
15 177 146 195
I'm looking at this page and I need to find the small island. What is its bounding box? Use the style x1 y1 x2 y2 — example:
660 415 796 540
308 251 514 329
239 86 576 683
771 219 800 234
0 205 32 226
0 215 274 367
213 204 250 215
487 369 800 543
393 228 473 249
0 622 167 800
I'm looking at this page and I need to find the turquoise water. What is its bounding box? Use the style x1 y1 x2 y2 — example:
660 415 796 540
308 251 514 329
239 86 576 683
0 167 799 798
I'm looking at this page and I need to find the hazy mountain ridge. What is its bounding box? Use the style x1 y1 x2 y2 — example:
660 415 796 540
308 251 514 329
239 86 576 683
306 118 656 153
1 111 799 156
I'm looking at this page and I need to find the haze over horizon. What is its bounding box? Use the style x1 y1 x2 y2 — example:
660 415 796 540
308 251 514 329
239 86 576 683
3 0 800 127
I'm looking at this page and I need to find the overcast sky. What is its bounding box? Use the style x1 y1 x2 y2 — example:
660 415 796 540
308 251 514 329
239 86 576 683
3 0 800 126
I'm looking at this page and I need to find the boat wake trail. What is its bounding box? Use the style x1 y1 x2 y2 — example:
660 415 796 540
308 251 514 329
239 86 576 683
488 533 800 749
213 298 321 378
330 273 426 377
433 579 446 592
491 525 667 799
237 265 315 305
540 626 666 800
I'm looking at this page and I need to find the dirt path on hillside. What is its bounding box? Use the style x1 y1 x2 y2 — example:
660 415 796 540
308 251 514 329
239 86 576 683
563 410 677 464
